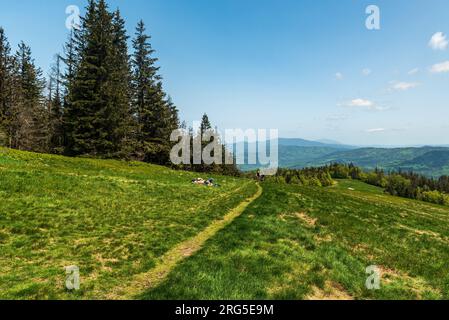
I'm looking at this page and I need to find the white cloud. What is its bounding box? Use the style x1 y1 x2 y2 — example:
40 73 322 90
430 61 449 73
429 32 448 50
390 81 420 91
341 98 389 112
335 72 343 80
407 68 419 75
366 128 386 133
362 68 372 76
347 98 374 108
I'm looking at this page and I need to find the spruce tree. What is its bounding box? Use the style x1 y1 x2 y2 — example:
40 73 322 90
60 30 79 151
61 30 78 97
200 113 211 134
132 20 159 129
191 113 240 175
131 20 179 164
131 20 158 146
0 27 12 145
47 54 64 153
199 113 214 172
64 0 104 155
2 3 188 167
10 42 46 151
108 9 133 157
166 95 180 134
64 0 130 157
142 82 173 164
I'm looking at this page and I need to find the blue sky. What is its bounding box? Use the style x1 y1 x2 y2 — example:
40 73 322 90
1 0 448 145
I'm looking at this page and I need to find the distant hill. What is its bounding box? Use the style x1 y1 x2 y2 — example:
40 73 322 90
315 138 344 145
235 138 351 171
278 138 354 149
236 138 449 177
306 146 440 167
279 145 342 164
397 150 449 177
288 146 449 177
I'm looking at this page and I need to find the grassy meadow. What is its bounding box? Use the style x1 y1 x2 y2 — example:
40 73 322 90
142 180 449 300
0 148 257 299
1 148 449 300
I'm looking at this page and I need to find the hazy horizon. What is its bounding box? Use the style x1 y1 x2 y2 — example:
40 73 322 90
232 136 449 148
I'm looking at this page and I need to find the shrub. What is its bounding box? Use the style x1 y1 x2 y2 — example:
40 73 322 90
421 190 447 205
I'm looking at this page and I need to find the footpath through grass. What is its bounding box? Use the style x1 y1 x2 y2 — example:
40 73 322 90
108 184 263 299
142 181 449 300
0 148 258 299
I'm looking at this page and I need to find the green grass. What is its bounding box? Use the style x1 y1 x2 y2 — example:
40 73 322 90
0 148 258 299
332 179 384 195
141 181 449 300
2 148 449 300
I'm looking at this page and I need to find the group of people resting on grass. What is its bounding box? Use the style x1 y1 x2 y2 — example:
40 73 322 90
192 169 265 188
191 178 219 187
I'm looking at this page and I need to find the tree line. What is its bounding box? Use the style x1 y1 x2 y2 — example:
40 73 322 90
263 163 449 206
0 0 238 175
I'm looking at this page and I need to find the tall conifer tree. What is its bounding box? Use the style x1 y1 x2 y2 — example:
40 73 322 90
10 42 46 151
131 20 179 164
64 0 103 155
0 27 12 145
108 9 133 157
47 54 64 153
131 20 159 142
64 0 131 157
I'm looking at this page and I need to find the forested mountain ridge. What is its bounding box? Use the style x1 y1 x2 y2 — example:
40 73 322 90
292 146 449 177
238 138 449 177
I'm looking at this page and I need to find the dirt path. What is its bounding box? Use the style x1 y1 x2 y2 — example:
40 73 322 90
106 183 263 300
